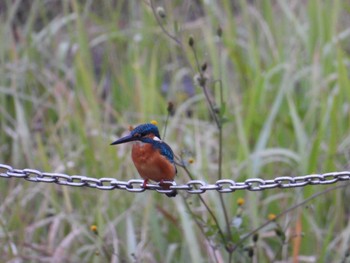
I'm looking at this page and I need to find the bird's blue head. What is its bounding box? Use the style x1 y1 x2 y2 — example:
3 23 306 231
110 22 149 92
110 123 161 145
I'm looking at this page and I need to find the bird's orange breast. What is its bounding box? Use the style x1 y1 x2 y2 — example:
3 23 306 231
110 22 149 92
131 142 176 182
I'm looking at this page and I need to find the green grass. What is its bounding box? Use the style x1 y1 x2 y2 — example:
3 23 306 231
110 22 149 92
1 0 350 262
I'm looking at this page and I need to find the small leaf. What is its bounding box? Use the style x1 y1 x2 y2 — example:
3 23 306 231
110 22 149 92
231 231 241 243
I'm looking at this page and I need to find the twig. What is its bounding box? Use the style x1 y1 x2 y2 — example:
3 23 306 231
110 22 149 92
190 44 221 128
149 0 183 47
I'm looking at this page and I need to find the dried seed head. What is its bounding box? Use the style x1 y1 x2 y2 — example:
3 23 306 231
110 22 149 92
156 6 166 19
167 101 174 114
188 36 194 47
275 228 284 237
213 105 220 114
245 247 254 258
193 73 207 87
217 26 223 37
201 62 207 72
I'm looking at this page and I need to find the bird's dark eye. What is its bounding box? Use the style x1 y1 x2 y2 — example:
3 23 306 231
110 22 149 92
134 133 141 137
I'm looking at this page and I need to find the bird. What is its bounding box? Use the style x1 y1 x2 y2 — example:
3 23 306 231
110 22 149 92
111 123 177 197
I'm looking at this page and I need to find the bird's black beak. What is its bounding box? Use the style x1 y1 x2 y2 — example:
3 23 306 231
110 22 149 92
110 134 137 145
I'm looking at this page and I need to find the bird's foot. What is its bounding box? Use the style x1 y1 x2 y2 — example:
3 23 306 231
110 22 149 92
142 179 149 189
159 180 177 197
159 179 172 188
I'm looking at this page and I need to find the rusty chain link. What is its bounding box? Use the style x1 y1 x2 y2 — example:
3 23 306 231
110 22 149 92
1 163 350 195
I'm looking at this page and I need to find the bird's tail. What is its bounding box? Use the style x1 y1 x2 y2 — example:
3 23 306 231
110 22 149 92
159 181 177 197
166 190 178 198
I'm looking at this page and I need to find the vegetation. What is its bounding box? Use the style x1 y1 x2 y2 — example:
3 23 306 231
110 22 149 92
1 0 350 262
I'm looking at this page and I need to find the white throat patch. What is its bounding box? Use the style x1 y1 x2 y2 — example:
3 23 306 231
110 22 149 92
153 136 162 142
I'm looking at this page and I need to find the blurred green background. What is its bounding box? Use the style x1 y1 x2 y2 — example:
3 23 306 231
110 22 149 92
1 0 350 262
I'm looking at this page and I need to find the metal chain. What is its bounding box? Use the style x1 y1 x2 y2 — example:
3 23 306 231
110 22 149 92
1 163 350 195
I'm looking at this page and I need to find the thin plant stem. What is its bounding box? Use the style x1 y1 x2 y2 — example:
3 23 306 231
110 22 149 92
181 164 227 245
182 195 220 263
201 83 221 128
190 39 232 253
163 111 170 140
191 46 221 128
214 43 232 250
218 105 223 176
149 1 232 258
228 252 233 263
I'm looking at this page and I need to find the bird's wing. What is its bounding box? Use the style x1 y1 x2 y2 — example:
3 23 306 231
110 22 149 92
160 142 177 175
159 142 174 162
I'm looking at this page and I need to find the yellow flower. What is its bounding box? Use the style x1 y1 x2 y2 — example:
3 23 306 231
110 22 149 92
90 225 98 233
237 197 245 206
150 120 158 126
268 213 276 221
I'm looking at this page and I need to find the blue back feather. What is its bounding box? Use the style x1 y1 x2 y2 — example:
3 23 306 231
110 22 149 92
140 137 175 163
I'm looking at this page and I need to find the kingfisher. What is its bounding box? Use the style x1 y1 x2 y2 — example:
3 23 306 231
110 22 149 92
111 123 177 197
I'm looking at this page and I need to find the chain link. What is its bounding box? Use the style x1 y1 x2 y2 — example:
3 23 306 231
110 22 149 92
1 163 350 195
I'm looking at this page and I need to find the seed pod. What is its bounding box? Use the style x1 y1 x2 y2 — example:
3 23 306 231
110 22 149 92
201 62 207 72
217 26 223 37
188 36 194 47
156 6 166 19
